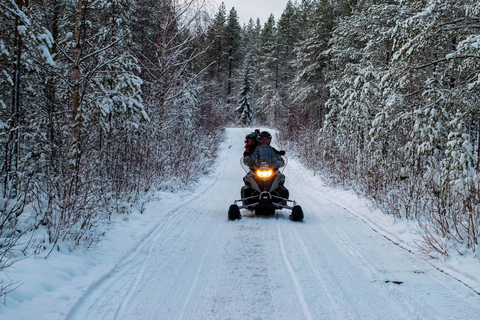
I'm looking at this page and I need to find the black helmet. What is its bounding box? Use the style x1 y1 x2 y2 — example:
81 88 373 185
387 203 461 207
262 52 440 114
245 132 257 141
259 131 272 144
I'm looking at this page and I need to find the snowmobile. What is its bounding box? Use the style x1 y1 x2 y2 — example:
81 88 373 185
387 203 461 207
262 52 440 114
228 145 304 221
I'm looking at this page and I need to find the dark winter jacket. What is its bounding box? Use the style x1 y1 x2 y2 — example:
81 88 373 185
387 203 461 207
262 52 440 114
244 145 284 157
243 145 257 157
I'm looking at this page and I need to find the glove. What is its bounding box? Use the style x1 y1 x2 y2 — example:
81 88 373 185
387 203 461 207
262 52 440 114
279 150 286 155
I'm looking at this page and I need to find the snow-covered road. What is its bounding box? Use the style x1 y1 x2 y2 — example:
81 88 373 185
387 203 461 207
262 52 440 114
2 128 479 319
63 128 478 319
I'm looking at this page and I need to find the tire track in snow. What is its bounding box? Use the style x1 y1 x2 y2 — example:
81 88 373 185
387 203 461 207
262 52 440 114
115 170 227 318
296 191 382 281
275 222 313 320
66 169 224 320
285 158 480 318
67 204 202 320
113 212 180 319
66 213 182 319
177 223 221 320
288 161 480 297
286 159 419 279
288 223 342 319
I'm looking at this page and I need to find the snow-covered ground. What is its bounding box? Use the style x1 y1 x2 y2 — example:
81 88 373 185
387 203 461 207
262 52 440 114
1 128 479 319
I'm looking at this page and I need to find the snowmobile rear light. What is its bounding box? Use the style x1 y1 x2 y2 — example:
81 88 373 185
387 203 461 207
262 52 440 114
256 169 273 180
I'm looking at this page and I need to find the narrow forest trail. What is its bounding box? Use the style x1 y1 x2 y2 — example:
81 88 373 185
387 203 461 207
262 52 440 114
65 128 479 320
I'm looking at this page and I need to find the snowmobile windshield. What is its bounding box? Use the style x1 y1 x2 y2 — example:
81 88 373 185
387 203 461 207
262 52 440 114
243 145 285 170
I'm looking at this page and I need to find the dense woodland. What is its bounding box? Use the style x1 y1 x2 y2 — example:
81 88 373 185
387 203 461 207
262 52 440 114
1 0 479 295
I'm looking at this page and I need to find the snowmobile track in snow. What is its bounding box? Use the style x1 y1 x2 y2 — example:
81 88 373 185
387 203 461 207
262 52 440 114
66 172 224 320
276 222 313 320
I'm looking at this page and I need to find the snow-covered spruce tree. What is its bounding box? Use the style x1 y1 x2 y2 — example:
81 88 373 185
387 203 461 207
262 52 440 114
256 14 279 126
446 1 480 167
323 67 383 190
203 2 228 122
291 0 333 114
34 0 147 249
383 0 480 253
224 7 243 106
0 0 64 279
236 63 255 125
439 111 479 250
286 0 334 161
205 2 227 81
314 5 396 190
242 18 262 67
275 0 300 134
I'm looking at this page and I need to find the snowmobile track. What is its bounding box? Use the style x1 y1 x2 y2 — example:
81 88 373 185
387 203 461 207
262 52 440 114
276 222 313 320
288 222 343 319
178 225 221 320
66 172 224 320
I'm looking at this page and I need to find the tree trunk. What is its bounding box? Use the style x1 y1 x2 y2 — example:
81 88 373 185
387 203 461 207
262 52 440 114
71 0 83 170
157 0 173 110
73 0 83 133
46 0 61 168
5 0 25 193
477 119 480 170
227 57 232 96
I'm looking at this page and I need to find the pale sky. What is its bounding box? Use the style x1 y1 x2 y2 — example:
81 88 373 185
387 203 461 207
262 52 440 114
209 0 293 25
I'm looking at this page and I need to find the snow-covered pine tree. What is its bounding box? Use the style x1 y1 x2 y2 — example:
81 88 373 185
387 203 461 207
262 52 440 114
284 0 334 160
36 0 148 247
256 14 279 126
236 63 255 125
292 0 334 130
322 3 403 192
224 7 243 104
205 2 227 81
319 0 480 252
203 3 229 122
0 0 63 271
242 18 262 66
276 0 300 133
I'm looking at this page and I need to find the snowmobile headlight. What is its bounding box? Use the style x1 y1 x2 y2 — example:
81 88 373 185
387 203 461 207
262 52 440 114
256 169 273 180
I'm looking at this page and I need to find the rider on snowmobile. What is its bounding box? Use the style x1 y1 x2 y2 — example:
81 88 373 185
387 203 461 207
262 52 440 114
244 131 285 161
230 131 303 221
242 131 289 204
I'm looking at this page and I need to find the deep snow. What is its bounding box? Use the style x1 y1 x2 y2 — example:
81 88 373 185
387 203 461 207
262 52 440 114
1 128 479 319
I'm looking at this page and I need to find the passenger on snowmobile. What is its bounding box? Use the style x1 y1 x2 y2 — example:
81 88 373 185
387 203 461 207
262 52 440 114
243 132 259 157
